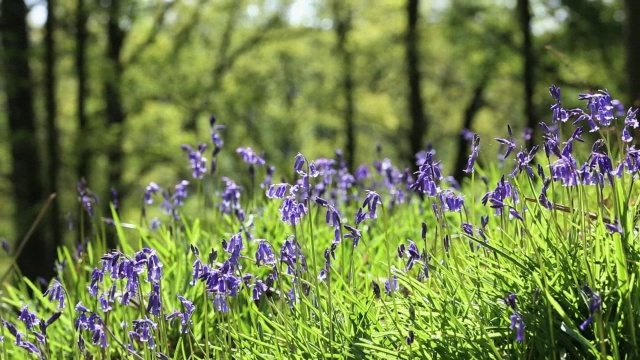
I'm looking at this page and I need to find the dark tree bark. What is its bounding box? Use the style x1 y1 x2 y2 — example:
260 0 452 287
517 0 536 148
75 0 90 181
45 0 62 252
453 79 489 183
406 0 429 169
105 0 126 211
624 0 640 107
1 0 55 281
333 0 356 171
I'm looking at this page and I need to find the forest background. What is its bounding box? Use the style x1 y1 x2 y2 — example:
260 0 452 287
0 0 638 282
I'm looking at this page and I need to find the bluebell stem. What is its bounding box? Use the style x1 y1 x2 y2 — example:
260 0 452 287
580 285 602 331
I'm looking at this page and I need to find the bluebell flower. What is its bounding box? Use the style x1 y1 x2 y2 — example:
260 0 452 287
280 238 307 276
266 183 289 199
0 239 9 255
144 182 161 205
146 281 162 316
463 133 480 173
129 317 157 350
384 275 398 295
181 143 208 179
236 147 266 166
15 333 41 356
495 125 516 160
580 285 602 331
371 280 381 299
43 279 66 309
18 306 40 331
440 191 464 212
343 224 362 248
220 177 241 215
256 240 276 266
252 280 268 301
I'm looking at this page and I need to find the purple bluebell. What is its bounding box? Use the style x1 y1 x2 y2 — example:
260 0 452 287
43 279 66 309
129 317 157 350
261 166 275 189
252 280 268 300
236 147 266 166
15 333 41 356
279 197 308 226
146 281 162 316
372 280 381 299
402 240 421 271
580 285 602 331
384 275 398 295
410 151 443 196
98 293 112 312
511 146 538 179
224 232 244 267
440 191 464 212
280 238 307 276
266 183 289 199
220 177 241 215
406 330 415 345
18 306 39 331
144 182 161 205
256 240 276 266
1 239 9 255
77 179 98 217
495 125 516 160
463 133 480 173
462 223 474 236
181 143 208 179
343 224 362 248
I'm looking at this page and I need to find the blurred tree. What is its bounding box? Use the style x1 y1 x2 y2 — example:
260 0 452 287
405 0 429 168
105 0 126 210
75 0 90 182
332 0 356 170
624 0 640 106
45 0 63 251
517 0 536 148
1 0 55 281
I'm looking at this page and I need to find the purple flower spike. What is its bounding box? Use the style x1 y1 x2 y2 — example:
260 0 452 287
256 240 276 266
181 143 208 179
44 279 66 309
463 133 480 173
236 147 266 166
18 306 40 330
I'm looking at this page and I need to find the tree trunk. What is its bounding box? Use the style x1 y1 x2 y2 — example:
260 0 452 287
76 0 90 181
624 0 640 107
105 0 126 212
333 1 356 171
45 0 62 252
517 0 536 148
406 0 429 169
1 0 55 281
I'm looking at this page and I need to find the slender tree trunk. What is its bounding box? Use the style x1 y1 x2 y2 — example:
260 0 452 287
105 0 126 212
624 0 640 107
1 0 55 281
517 0 536 148
45 0 62 252
333 1 356 171
406 0 429 169
76 0 90 181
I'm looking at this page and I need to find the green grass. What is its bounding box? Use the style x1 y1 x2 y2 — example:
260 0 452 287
2 91 640 359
